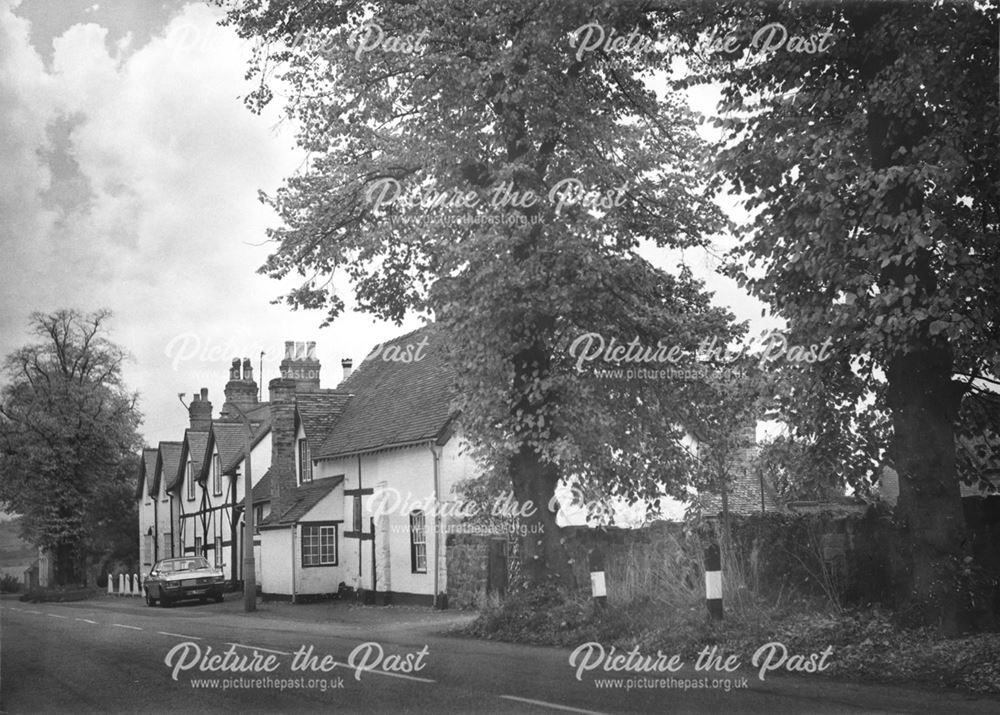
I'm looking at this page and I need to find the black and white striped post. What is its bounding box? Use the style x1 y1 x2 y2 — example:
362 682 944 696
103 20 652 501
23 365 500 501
704 543 723 620
589 549 607 608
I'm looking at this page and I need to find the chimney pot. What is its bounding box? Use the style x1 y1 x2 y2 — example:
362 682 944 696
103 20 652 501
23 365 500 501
341 358 353 381
242 357 253 381
200 387 209 401
307 341 317 359
284 341 294 359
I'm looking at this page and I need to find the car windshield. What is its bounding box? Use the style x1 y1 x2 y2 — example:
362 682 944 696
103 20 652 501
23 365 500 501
156 557 211 573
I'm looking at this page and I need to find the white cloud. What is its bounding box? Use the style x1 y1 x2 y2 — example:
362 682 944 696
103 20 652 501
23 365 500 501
0 2 419 444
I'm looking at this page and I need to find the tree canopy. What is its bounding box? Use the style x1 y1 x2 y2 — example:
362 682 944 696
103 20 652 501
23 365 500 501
676 0 998 630
219 0 998 620
219 0 747 584
0 309 142 584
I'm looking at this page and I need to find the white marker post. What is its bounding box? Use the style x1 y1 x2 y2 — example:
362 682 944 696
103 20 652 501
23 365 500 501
589 549 607 608
705 544 723 620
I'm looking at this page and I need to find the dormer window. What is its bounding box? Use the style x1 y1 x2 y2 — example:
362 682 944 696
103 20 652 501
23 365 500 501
298 438 312 484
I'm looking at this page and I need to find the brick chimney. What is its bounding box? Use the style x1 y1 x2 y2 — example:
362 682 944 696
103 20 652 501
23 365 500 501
221 356 258 418
279 341 321 392
268 377 298 520
188 387 212 431
341 358 353 381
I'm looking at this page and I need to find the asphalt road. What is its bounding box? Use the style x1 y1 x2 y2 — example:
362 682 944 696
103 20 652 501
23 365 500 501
2 595 999 714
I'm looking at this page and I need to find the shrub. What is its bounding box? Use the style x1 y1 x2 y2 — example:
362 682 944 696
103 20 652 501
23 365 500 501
0 574 21 593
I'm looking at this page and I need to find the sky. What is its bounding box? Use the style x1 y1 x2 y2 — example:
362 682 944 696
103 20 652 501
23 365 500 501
0 0 428 443
0 0 768 450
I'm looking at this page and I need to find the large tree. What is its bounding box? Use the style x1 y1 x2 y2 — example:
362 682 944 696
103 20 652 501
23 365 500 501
675 0 998 632
0 310 142 585
219 0 742 586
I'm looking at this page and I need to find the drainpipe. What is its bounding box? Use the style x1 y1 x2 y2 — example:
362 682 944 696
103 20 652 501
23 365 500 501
169 496 175 558
152 493 159 563
357 454 363 588
429 443 442 608
291 524 298 604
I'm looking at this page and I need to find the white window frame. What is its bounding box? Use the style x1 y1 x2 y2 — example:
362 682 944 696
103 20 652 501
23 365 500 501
212 454 222 496
410 510 427 574
301 524 338 567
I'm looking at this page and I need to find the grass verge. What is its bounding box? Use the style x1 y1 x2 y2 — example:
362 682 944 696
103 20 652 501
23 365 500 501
466 588 1000 694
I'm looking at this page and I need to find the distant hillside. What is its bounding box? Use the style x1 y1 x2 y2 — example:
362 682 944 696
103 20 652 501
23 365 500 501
0 518 36 566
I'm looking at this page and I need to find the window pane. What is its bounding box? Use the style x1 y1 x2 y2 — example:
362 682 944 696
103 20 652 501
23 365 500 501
410 511 427 573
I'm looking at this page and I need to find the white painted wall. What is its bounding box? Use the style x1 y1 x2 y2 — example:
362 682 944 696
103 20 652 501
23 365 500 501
260 527 292 596
258 489 345 597
229 432 272 584
179 457 201 555
138 478 156 571
155 474 175 560
295 422 308 486
295 490 346 594
233 433 272 504
311 431 482 599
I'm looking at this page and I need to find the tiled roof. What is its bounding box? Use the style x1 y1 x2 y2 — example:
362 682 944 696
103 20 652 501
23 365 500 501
199 421 254 482
317 324 457 459
159 441 184 492
260 475 343 527
136 448 158 499
296 391 351 452
221 410 272 475
251 468 271 505
699 465 782 516
173 429 209 495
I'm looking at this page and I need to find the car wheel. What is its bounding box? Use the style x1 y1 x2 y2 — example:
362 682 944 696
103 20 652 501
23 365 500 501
144 589 156 607
160 595 172 608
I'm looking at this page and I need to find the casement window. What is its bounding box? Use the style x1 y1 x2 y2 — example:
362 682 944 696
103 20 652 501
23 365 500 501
186 463 195 501
194 536 203 556
215 536 224 566
298 438 312 484
212 454 222 496
410 510 427 574
301 524 338 567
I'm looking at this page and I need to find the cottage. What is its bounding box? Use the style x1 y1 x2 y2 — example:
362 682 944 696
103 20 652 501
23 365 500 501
138 326 482 605
136 447 160 572
259 327 478 606
154 441 183 560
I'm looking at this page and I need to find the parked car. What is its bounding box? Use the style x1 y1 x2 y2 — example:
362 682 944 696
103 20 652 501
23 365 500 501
143 557 226 607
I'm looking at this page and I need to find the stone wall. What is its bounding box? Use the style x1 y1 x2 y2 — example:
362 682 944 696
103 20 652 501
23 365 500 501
445 512 898 608
445 533 492 609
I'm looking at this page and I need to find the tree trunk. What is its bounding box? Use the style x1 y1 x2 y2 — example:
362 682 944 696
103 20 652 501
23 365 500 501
54 542 79 587
886 346 969 634
509 445 576 589
856 15 972 632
